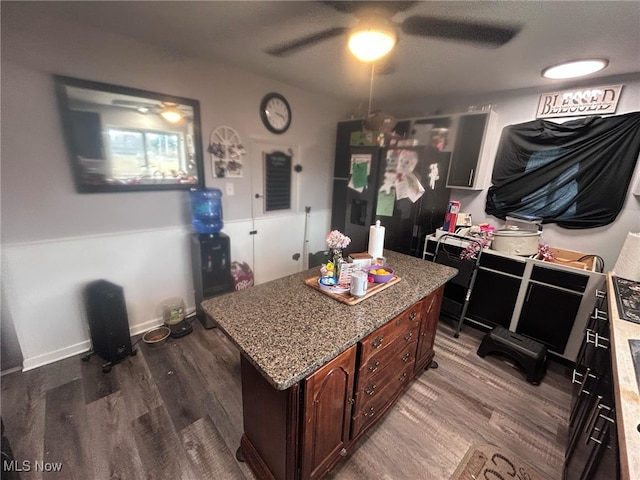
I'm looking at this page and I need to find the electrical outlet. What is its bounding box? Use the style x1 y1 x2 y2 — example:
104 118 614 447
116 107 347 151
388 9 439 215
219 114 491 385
226 183 234 196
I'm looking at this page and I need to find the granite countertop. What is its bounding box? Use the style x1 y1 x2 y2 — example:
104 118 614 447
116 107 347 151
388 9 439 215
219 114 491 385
607 274 640 480
202 250 457 390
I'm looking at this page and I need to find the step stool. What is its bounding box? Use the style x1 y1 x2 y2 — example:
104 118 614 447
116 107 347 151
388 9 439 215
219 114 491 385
477 326 547 385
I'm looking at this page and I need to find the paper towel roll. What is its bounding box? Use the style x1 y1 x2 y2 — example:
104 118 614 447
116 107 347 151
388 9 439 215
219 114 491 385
613 232 640 282
368 221 385 259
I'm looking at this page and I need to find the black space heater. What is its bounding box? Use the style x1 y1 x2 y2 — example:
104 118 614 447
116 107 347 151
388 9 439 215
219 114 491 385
83 279 136 372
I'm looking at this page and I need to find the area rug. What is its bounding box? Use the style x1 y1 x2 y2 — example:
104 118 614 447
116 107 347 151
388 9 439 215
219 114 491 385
451 444 551 480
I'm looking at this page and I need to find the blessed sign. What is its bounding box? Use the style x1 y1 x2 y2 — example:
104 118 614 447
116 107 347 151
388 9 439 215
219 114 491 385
536 85 623 119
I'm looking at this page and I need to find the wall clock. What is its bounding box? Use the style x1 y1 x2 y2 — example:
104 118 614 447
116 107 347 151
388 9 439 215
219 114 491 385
260 93 291 134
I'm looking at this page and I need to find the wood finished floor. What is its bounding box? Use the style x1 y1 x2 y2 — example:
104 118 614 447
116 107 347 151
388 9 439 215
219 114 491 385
1 318 572 480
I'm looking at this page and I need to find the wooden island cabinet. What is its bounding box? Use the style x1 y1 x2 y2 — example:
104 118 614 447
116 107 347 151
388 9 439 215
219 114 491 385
202 251 455 480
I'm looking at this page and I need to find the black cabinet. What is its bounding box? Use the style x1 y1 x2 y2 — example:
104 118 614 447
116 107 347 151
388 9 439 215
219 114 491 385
446 112 490 189
424 238 524 329
565 391 618 480
466 269 520 328
517 283 582 353
517 265 587 354
564 290 619 480
423 236 603 361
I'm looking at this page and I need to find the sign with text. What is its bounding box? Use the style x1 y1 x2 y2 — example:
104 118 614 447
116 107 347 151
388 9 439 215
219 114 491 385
536 85 623 119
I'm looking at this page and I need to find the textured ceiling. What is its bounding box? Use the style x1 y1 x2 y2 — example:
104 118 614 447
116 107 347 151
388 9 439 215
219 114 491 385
13 1 640 111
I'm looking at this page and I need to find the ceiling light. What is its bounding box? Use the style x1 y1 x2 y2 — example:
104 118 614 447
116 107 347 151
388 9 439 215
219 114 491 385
160 104 183 123
542 59 608 79
348 18 397 62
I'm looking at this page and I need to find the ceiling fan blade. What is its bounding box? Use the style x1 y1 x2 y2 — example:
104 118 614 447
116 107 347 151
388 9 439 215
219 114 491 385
324 1 417 16
265 27 347 57
401 16 521 47
112 99 160 108
375 56 396 75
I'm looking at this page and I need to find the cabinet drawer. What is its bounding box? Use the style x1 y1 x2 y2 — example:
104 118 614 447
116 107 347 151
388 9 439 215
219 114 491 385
358 336 418 385
479 253 526 277
351 361 415 438
360 301 422 364
355 339 417 403
530 265 588 293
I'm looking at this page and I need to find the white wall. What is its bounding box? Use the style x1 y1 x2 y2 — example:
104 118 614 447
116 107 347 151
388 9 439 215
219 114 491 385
392 76 640 270
0 6 343 369
4 4 638 370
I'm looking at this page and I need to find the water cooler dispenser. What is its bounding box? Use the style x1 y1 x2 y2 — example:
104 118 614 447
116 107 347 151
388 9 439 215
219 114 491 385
189 188 233 328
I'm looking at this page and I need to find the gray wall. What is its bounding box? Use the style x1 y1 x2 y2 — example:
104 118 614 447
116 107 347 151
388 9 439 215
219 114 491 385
0 4 346 369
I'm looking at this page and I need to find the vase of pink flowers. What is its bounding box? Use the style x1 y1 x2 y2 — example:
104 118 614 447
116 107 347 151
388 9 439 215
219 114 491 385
325 230 351 279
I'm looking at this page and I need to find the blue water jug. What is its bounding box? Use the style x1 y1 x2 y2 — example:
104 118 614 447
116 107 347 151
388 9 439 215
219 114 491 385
190 188 223 234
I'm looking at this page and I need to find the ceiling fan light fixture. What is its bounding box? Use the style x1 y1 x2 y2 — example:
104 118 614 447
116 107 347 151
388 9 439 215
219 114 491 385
348 21 396 62
160 104 183 123
542 58 608 79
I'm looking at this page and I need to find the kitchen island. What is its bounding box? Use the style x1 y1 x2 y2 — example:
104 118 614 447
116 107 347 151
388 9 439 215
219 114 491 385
202 250 456 480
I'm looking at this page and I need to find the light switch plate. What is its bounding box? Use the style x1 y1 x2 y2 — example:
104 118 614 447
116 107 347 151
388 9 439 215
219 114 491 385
226 182 234 196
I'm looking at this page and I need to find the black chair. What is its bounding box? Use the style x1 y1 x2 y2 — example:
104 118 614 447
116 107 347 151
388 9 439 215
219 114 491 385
432 234 484 338
308 250 331 269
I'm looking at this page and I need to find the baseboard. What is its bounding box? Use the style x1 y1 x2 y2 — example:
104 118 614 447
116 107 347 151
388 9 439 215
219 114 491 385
22 339 92 371
20 307 196 371
0 365 23 377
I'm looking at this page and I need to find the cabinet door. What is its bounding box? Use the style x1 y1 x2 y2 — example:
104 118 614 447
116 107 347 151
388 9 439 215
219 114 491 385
300 344 357 480
446 113 488 188
516 283 582 353
416 286 444 371
564 394 617 480
466 269 520 328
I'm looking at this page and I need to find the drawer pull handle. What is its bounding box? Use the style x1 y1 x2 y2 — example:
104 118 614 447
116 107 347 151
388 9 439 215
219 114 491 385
597 403 615 423
587 408 614 446
368 360 380 372
365 384 377 396
363 406 375 417
402 352 411 363
586 330 609 349
339 448 347 457
409 311 417 320
581 373 597 395
404 331 413 341
371 337 384 349
591 308 608 321
588 430 604 445
399 372 408 382
571 369 584 385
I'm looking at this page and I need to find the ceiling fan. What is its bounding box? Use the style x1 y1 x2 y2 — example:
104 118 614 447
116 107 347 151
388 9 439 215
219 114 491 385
111 99 192 122
266 1 522 59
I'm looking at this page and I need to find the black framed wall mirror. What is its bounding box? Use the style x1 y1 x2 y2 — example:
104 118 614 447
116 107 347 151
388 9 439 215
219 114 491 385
55 75 204 193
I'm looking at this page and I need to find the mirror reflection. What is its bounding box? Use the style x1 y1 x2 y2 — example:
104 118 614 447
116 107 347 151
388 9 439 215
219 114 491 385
55 75 204 192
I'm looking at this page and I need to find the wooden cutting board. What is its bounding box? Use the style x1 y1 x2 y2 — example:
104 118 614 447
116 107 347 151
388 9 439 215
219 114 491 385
304 275 401 305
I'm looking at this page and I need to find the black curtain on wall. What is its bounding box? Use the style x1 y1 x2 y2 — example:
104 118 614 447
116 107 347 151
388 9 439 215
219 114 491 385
485 111 640 228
